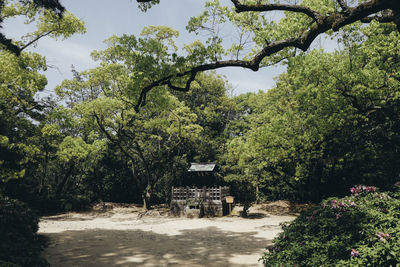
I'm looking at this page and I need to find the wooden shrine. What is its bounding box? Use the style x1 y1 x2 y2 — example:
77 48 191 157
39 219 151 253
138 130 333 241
170 163 232 217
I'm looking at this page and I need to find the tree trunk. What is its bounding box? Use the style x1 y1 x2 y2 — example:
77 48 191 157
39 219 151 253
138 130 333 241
142 185 152 210
56 163 74 197
255 182 260 204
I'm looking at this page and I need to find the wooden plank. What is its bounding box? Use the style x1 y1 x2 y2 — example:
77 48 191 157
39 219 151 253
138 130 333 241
170 186 230 202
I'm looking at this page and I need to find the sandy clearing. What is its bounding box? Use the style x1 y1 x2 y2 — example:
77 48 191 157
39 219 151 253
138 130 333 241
39 207 294 267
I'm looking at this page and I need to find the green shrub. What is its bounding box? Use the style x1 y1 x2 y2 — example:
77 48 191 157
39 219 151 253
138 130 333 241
58 194 91 212
0 196 49 267
262 184 400 266
30 194 92 214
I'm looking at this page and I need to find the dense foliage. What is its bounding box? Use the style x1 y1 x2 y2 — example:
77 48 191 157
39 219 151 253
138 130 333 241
224 22 400 203
0 3 86 265
0 195 49 267
262 184 400 266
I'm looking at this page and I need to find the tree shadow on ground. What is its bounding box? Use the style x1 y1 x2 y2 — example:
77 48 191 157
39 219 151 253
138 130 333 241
41 210 139 221
42 226 272 267
245 213 268 219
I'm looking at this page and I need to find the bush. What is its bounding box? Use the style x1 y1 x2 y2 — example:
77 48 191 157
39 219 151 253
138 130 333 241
57 194 91 212
0 196 49 267
29 194 92 214
262 184 400 266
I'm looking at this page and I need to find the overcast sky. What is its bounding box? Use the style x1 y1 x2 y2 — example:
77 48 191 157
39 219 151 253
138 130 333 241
3 0 336 97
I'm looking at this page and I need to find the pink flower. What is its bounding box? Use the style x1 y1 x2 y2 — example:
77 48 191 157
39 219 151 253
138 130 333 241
366 186 376 192
336 213 343 219
351 249 359 257
377 232 390 241
351 185 376 195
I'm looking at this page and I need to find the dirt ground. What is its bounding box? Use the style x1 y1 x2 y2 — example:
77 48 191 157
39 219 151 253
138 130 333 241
38 203 296 267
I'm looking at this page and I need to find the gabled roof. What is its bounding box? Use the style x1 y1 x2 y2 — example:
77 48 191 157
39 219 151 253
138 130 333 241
188 163 216 172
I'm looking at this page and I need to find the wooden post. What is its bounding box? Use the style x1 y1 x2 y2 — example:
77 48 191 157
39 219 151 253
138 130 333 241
171 186 174 201
203 186 206 201
219 186 222 201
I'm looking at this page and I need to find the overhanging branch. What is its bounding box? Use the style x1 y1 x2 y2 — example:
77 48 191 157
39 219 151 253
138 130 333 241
231 0 322 22
135 1 400 111
20 30 55 52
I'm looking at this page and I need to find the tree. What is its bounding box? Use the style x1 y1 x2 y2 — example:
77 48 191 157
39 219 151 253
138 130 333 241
172 72 234 163
225 21 400 202
56 29 203 209
0 1 85 209
131 0 400 110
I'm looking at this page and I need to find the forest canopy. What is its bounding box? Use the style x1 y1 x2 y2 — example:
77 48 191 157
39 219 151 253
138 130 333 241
0 0 399 212
0 0 398 208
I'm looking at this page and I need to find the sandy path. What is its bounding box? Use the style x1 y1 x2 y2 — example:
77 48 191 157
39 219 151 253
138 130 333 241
39 208 294 267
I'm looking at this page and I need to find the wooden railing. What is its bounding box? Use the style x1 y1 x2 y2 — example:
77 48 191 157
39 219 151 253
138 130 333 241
171 186 230 201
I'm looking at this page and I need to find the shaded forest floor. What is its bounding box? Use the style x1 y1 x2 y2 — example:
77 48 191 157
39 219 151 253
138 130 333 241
38 202 297 267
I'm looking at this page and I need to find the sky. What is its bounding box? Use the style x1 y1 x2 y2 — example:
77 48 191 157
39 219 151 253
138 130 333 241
3 0 337 97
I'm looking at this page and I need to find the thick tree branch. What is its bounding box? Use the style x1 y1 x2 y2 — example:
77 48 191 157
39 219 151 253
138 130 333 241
331 0 395 31
134 0 400 111
231 0 322 22
360 12 395 23
135 59 257 111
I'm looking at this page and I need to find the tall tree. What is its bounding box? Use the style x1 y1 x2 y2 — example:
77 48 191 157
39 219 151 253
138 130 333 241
56 28 203 209
225 21 400 202
0 0 85 197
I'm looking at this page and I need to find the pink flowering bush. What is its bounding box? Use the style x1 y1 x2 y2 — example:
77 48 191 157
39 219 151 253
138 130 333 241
350 185 377 195
262 184 400 266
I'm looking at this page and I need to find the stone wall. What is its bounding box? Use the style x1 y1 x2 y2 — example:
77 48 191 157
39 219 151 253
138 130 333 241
170 200 225 217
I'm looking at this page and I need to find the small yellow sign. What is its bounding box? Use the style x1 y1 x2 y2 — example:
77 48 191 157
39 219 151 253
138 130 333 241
225 196 234 204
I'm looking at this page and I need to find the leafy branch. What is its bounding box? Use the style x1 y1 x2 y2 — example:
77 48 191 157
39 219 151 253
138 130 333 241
134 0 400 111
0 0 65 55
